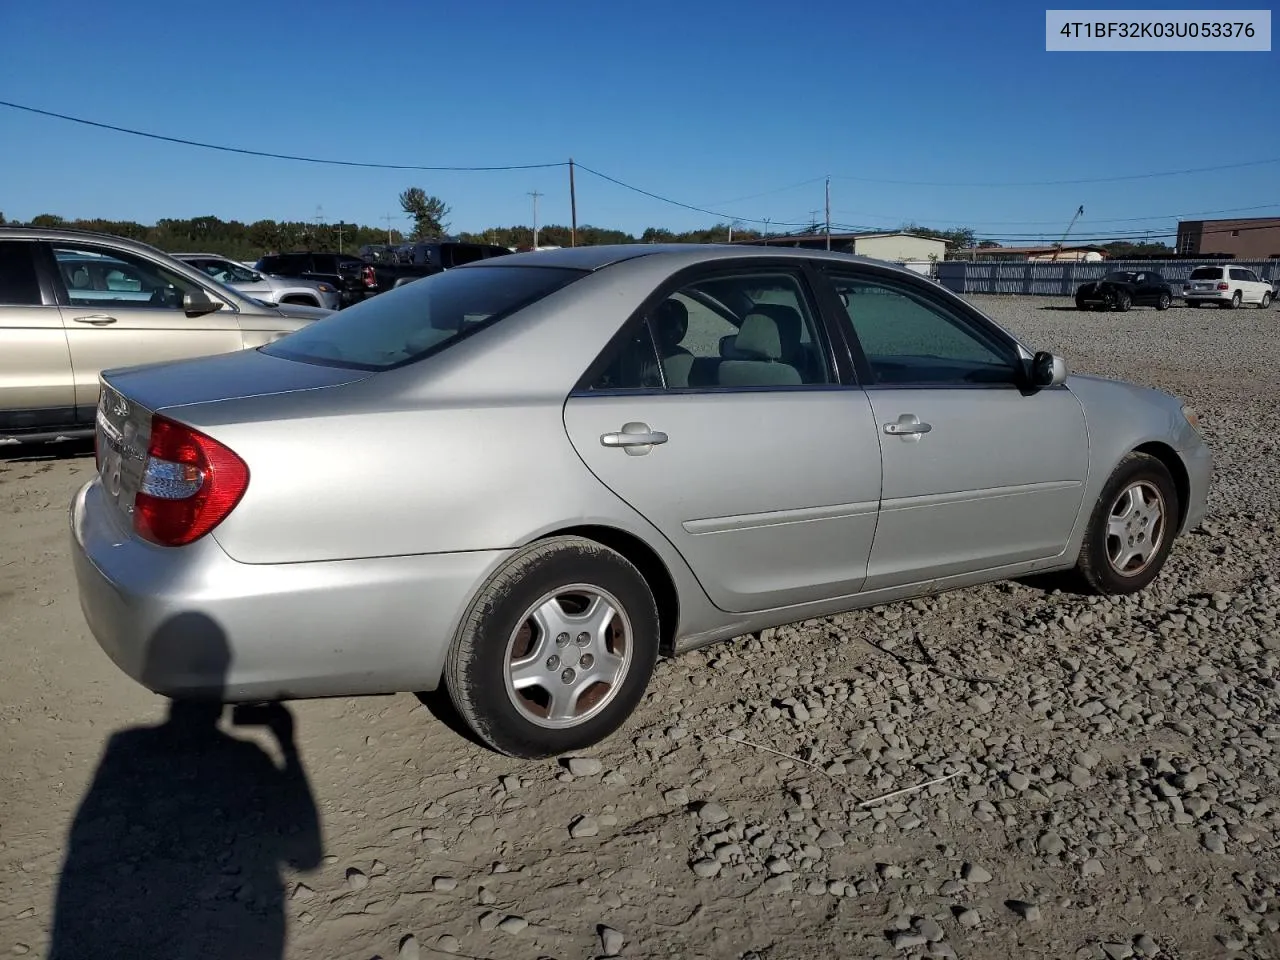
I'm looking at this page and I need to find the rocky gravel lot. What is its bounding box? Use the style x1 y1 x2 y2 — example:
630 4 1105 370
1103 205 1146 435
1 295 1277 959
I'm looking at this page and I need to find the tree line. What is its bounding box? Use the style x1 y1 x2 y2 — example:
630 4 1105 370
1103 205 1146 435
1 203 1167 260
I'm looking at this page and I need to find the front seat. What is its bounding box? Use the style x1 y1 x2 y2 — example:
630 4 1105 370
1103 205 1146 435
747 302 814 377
718 313 802 386
650 298 695 387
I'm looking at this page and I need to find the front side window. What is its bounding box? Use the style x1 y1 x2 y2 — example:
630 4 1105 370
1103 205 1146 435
264 265 585 371
828 272 1018 386
52 245 202 310
588 270 833 391
194 258 257 284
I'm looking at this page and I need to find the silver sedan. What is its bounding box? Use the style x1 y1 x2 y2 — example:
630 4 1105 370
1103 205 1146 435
70 244 1212 758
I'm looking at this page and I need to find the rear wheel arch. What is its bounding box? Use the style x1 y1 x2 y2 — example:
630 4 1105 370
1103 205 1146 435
280 294 320 307
1132 441 1191 533
536 525 680 656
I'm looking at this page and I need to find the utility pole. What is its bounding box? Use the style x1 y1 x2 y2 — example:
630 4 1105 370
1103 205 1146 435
763 218 771 243
382 213 394 245
824 177 831 251
728 219 738 243
569 159 577 248
528 190 543 249
336 220 345 254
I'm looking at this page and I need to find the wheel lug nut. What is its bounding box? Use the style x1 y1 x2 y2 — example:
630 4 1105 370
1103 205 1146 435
576 632 590 647
561 668 576 684
556 632 570 647
580 653 594 669
546 655 560 670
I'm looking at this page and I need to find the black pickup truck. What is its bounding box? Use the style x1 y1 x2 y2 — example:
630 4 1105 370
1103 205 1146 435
360 241 513 293
258 241 513 306
254 252 374 307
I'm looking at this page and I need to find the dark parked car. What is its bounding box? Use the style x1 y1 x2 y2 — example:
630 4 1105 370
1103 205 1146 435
255 252 374 307
351 240 515 294
1075 271 1175 312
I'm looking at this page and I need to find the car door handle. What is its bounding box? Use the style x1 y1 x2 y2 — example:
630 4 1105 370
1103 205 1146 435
883 414 932 436
72 315 118 325
601 422 668 454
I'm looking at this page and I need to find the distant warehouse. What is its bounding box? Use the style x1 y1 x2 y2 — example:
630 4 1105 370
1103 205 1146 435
741 231 948 262
1176 217 1280 259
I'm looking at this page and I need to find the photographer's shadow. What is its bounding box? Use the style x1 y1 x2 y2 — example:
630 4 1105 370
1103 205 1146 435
48 613 323 960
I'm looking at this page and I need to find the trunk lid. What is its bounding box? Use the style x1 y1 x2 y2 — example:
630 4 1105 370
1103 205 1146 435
94 348 372 530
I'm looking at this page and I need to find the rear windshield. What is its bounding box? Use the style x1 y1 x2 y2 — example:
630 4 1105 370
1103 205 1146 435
263 265 585 371
1189 267 1223 280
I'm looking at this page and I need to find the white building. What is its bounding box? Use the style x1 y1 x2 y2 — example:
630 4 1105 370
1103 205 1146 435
743 231 948 264
849 232 948 263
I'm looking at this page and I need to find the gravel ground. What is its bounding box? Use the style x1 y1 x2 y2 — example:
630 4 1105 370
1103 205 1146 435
1 295 1277 960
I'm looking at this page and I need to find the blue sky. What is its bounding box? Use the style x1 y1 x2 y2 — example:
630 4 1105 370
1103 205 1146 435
1 0 1276 242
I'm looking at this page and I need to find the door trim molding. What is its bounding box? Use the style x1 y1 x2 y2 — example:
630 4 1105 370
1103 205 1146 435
683 499 879 535
879 479 1083 513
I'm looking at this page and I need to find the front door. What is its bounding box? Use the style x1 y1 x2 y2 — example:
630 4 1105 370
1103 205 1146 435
563 264 883 614
0 240 75 432
46 242 243 418
818 266 1090 591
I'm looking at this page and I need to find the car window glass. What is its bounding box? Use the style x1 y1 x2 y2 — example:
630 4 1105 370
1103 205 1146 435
830 273 1017 386
588 272 831 390
1189 267 1222 280
263 265 585 371
587 320 663 391
0 241 43 305
51 245 202 310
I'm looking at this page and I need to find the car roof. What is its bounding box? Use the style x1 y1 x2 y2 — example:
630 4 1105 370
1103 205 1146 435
469 242 909 274
0 225 179 259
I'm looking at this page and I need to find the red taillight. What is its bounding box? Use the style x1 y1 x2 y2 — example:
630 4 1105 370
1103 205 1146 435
133 415 249 547
362 265 376 288
1217 282 1229 290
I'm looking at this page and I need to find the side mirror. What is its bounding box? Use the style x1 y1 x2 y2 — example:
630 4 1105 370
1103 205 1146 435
1031 350 1068 387
184 289 224 317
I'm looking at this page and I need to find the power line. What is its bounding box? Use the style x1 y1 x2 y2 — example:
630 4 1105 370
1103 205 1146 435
830 157 1280 188
569 163 813 227
832 201 1280 228
0 99 567 172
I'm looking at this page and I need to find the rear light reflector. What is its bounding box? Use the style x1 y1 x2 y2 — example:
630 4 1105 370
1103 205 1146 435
133 415 249 547
362 265 377 288
1217 282 1229 290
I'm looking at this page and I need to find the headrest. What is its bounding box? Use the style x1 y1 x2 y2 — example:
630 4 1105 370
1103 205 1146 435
747 302 803 345
732 313 783 360
652 299 689 351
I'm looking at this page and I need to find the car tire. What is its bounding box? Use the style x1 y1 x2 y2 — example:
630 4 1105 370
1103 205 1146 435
1075 293 1088 311
1259 292 1272 309
1113 289 1132 312
1228 290 1242 309
445 535 660 758
1073 452 1180 596
1155 292 1172 311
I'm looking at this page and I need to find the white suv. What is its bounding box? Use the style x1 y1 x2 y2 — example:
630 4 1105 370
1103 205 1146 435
1183 265 1274 309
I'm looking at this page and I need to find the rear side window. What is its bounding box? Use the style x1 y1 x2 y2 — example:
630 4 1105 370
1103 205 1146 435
1189 267 1223 280
263 265 586 371
264 254 310 274
443 244 487 268
0 241 42 305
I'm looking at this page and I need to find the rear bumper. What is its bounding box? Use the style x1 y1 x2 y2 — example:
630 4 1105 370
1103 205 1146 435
69 478 510 701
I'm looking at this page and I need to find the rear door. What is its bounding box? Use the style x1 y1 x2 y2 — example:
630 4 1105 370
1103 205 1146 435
46 241 243 417
0 240 75 431
814 264 1089 590
563 261 883 614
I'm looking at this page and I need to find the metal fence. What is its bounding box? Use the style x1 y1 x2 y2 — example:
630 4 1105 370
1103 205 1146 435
936 259 1280 296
